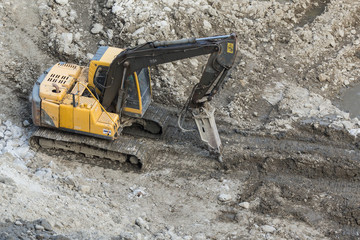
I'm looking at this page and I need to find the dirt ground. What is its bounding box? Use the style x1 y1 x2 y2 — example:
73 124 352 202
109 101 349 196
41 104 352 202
0 0 360 239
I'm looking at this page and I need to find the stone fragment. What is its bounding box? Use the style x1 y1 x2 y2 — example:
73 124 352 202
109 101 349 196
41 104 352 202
40 219 53 231
203 20 212 30
23 120 30 127
261 225 276 233
15 220 22 226
61 33 73 46
239 201 250 209
132 27 145 36
91 23 103 34
35 224 45 231
318 73 329 82
218 193 232 202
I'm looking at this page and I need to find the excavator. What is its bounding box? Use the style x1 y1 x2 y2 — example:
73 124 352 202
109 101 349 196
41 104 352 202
30 33 238 168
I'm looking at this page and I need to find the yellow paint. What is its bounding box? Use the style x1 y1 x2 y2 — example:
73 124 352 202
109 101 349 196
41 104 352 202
40 63 81 102
88 47 123 89
60 102 73 129
89 101 119 139
99 47 124 63
227 43 234 54
42 100 59 127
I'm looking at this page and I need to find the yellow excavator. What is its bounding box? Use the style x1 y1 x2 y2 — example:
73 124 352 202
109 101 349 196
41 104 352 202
31 33 238 167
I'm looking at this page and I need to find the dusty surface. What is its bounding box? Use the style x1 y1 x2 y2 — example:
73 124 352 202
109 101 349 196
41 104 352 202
0 0 360 239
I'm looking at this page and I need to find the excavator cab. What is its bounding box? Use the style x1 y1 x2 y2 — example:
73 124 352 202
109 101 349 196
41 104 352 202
88 46 152 118
122 68 152 118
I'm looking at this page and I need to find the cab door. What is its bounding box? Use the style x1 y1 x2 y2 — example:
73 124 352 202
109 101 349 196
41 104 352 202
123 68 151 117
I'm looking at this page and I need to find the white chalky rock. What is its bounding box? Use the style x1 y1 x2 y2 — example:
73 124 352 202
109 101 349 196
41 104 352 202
107 29 114 40
218 193 232 202
4 120 12 128
239 201 250 209
61 33 73 46
132 27 145 36
22 120 30 127
203 20 212 30
11 126 23 139
91 23 103 34
261 225 276 233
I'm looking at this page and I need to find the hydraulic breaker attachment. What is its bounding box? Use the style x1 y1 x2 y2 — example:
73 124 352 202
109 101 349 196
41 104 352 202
192 103 223 161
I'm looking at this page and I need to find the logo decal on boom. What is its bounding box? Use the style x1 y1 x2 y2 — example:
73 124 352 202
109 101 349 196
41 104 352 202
227 43 234 54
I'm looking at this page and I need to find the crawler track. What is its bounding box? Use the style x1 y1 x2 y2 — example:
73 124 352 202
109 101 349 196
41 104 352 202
30 128 152 168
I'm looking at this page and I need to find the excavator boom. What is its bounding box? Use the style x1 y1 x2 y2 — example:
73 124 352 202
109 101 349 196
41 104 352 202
101 34 238 110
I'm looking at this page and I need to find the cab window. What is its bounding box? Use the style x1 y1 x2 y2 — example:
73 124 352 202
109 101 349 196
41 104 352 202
125 74 140 109
94 65 109 92
137 68 151 106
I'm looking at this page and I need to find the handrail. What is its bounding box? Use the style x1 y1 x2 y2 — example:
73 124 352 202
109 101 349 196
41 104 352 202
76 81 117 126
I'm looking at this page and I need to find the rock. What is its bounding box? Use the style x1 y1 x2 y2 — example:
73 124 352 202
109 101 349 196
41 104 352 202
4 130 12 137
14 221 22 226
22 120 30 127
55 0 68 5
203 20 212 31
189 59 198 68
91 23 103 34
74 32 81 42
39 219 52 231
35 224 44 231
107 29 114 40
132 27 145 36
135 217 149 230
86 53 94 59
11 126 23 138
318 73 329 82
137 39 146 45
239 201 250 209
218 193 232 202
4 120 12 128
261 225 276 233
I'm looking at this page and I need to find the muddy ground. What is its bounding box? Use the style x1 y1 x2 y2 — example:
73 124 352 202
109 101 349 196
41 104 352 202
0 0 360 239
